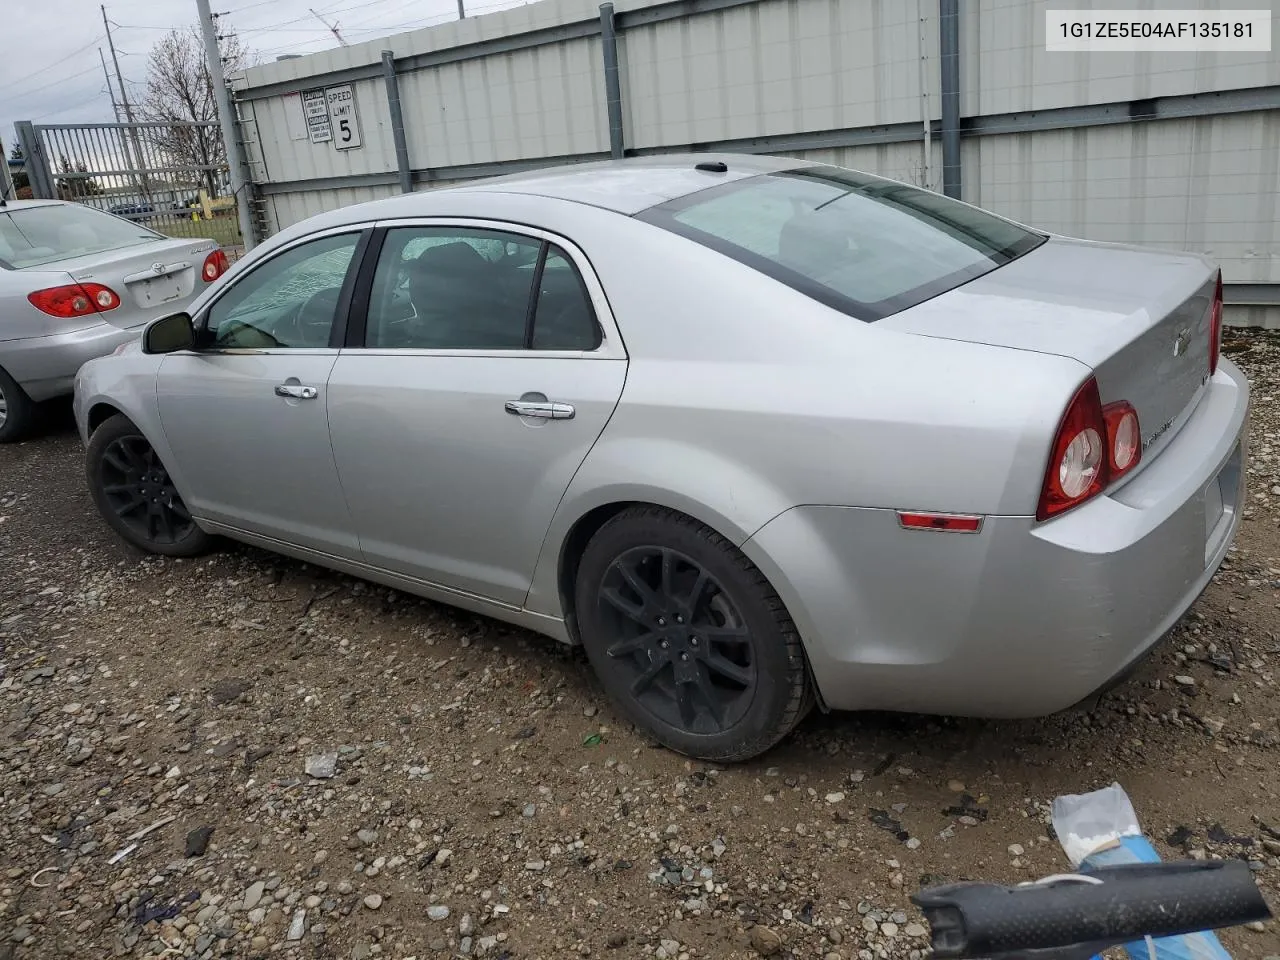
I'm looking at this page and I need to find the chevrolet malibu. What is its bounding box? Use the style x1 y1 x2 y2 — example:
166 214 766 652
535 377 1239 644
0 199 227 441
73 155 1248 761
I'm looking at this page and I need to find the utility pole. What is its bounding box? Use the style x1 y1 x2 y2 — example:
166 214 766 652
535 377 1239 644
195 0 257 250
456 0 465 19
98 48 121 123
102 5 150 200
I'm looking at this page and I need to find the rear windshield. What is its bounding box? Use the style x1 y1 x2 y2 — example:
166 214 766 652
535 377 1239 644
637 166 1046 321
0 203 163 269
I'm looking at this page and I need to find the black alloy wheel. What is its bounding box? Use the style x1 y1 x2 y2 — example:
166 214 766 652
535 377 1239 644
86 414 213 557
598 545 757 735
575 506 812 762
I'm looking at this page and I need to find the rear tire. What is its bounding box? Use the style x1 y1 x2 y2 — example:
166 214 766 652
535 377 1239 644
0 367 37 444
574 505 812 762
86 414 214 557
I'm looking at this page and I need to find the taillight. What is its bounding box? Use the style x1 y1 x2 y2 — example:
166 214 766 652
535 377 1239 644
1103 400 1141 478
1209 271 1223 376
1037 378 1143 521
202 249 229 282
27 282 121 318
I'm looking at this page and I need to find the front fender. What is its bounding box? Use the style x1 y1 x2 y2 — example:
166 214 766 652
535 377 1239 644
522 436 795 620
75 357 191 503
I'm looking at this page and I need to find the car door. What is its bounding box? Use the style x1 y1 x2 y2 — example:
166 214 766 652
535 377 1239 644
155 227 367 555
326 221 627 607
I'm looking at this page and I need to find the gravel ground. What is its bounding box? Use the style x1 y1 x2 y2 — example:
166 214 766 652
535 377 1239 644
2 337 1280 960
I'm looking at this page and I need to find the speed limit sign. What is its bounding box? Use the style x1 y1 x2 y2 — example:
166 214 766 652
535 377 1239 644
325 84 362 150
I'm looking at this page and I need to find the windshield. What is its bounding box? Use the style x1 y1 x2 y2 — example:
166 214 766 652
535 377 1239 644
638 166 1046 321
0 203 163 269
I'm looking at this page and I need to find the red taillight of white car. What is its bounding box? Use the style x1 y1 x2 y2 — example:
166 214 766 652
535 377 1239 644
27 282 121 318
202 249 229 282
1036 377 1142 521
1209 271 1223 377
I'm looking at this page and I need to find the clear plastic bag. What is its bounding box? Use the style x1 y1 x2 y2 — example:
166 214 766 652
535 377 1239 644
1051 783 1233 960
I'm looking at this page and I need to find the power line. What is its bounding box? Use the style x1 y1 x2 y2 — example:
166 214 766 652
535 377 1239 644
0 33 107 95
31 88 115 122
0 64 105 107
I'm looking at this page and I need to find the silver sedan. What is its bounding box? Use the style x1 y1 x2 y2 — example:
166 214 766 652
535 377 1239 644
0 199 225 441
73 155 1248 761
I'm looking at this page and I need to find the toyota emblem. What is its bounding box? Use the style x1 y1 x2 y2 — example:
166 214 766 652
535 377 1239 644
151 262 165 275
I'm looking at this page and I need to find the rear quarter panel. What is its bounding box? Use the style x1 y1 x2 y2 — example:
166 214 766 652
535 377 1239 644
521 209 1091 619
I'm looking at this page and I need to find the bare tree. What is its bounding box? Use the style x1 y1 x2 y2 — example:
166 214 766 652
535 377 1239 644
139 26 249 197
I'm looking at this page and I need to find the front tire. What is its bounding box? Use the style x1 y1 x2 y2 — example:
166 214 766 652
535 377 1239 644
574 506 812 762
86 414 213 557
0 367 37 444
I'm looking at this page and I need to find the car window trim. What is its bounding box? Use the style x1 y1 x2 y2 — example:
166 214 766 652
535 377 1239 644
351 216 626 360
192 224 373 355
522 241 550 349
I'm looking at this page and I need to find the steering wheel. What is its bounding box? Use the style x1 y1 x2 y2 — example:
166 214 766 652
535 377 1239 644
289 288 341 347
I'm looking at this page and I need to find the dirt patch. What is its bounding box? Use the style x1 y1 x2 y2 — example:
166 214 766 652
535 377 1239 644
2 342 1279 959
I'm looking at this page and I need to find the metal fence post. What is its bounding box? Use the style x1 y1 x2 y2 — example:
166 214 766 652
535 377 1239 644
0 138 14 201
938 0 962 199
382 50 414 193
14 121 55 199
599 3 625 160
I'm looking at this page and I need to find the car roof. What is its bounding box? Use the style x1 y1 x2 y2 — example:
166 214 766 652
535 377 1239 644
0 198 65 211
450 153 816 215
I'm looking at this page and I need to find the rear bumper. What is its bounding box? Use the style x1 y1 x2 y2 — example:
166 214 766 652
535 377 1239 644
0 323 139 402
742 358 1249 717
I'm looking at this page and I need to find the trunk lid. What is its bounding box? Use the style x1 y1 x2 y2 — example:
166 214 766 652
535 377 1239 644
24 237 218 329
879 236 1218 465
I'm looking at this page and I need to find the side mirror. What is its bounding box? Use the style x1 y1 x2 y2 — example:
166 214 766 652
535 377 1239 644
142 312 196 354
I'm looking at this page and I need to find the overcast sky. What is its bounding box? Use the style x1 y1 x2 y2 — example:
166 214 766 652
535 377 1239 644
2 0 532 153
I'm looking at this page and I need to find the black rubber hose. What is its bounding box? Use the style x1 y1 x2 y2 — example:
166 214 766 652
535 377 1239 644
912 860 1272 959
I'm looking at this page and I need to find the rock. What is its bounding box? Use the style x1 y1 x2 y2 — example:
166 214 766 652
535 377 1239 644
1008 843 1025 856
522 803 536 818
606 933 628 948
209 677 252 705
881 922 899 937
434 848 452 865
185 825 214 858
306 752 339 778
351 946 372 960
525 859 546 872
250 935 270 952
1173 675 1196 687
825 791 846 803
825 954 842 960
1246 921 1267 933
241 885 267 911
286 909 306 941
749 925 782 956
428 905 450 921
459 914 475 937
905 837 921 850
362 894 383 910
356 828 378 846
1203 717 1225 735
336 880 354 895
11 928 31 943
905 923 927 938
584 705 598 717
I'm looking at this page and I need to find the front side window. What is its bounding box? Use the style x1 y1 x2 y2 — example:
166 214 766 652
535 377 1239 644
638 166 1046 321
206 233 360 349
365 226 600 351
0 203 163 269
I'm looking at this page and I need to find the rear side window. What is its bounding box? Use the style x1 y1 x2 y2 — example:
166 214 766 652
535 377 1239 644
638 166 1046 321
0 204 162 269
364 226 601 351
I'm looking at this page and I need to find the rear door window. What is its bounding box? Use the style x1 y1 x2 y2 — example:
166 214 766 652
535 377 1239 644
637 166 1046 321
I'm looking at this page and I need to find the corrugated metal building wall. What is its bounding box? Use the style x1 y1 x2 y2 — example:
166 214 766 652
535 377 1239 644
230 0 1280 325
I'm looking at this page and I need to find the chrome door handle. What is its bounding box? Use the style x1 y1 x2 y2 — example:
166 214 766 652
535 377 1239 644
504 399 575 420
275 383 318 400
